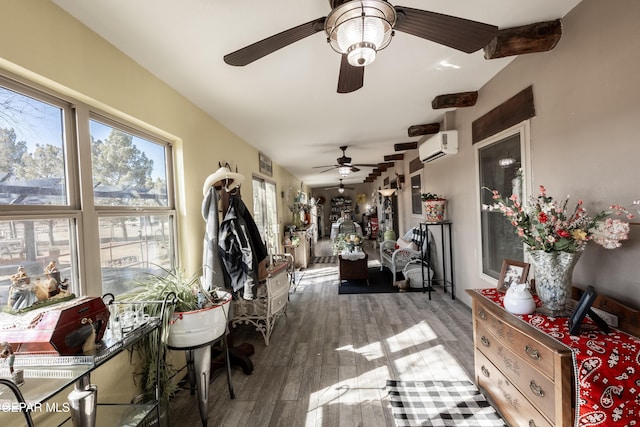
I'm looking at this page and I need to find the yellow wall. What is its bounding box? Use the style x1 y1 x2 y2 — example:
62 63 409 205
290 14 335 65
0 0 305 418
0 0 305 279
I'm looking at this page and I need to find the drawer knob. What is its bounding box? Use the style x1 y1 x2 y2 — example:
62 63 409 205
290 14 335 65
480 336 490 347
525 344 541 360
481 365 490 378
529 420 538 427
530 380 544 397
479 310 487 320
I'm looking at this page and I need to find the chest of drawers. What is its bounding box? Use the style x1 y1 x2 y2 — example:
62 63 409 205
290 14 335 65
468 290 574 426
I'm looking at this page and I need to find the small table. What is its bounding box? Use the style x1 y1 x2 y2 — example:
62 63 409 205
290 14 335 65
338 253 369 285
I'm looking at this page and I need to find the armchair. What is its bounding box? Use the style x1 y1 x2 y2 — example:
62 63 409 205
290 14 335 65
379 227 433 281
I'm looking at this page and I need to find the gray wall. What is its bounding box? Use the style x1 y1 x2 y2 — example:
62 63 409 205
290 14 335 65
412 0 640 308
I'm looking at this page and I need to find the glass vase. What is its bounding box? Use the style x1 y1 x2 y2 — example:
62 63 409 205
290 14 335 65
528 249 582 317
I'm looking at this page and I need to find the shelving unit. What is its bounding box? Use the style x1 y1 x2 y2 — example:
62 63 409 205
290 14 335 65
0 295 175 427
329 197 352 222
418 221 454 300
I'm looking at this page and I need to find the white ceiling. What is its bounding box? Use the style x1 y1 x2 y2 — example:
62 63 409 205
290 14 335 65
52 0 582 188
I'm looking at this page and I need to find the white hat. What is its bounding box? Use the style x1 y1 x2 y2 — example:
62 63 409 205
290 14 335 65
202 166 245 195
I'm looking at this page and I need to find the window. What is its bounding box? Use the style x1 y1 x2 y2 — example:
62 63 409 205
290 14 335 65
89 117 175 295
477 123 530 281
0 75 176 304
411 173 422 215
252 177 278 255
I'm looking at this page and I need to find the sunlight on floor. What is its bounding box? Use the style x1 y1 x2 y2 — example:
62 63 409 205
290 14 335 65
306 365 390 426
336 341 384 361
306 325 471 426
385 321 437 354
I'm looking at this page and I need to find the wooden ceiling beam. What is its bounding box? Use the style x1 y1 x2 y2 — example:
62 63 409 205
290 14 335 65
377 162 394 172
407 122 440 138
484 19 562 60
384 153 404 161
394 141 418 151
432 91 478 110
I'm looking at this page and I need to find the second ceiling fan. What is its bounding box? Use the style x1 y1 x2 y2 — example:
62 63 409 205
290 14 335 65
313 146 378 174
224 0 498 93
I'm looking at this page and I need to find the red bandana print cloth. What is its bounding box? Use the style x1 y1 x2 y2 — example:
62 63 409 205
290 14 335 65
479 288 640 426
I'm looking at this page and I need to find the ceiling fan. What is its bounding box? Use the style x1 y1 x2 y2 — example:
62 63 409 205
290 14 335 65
223 0 498 93
313 146 378 174
324 179 355 193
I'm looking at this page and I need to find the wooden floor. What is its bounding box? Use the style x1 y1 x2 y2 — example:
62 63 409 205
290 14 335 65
169 239 475 427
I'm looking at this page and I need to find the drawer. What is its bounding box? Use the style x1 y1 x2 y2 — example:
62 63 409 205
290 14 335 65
475 349 553 427
476 322 556 421
269 289 287 315
267 269 289 297
476 302 556 379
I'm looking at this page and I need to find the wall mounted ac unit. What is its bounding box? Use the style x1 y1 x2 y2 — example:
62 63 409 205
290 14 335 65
418 130 458 163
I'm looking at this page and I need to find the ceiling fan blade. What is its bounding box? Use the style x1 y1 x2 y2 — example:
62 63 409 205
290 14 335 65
350 166 361 172
344 186 355 190
337 54 364 93
319 167 336 173
394 7 498 53
352 163 379 168
224 17 326 66
313 164 337 169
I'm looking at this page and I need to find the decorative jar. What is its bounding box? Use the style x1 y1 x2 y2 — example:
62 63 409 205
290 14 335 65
529 250 582 316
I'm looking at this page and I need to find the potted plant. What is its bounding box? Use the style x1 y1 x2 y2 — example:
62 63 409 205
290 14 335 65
421 193 447 222
117 267 231 410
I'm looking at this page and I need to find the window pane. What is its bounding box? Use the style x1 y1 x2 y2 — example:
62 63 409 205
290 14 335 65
90 120 168 207
99 214 174 296
411 174 422 214
479 134 523 279
0 218 76 310
252 178 278 255
0 86 68 206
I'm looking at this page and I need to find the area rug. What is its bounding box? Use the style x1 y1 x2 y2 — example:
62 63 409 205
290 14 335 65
386 380 505 427
311 255 337 264
338 267 416 295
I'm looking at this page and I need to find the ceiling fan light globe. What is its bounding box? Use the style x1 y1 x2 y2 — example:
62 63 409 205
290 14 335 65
347 42 376 66
338 187 345 194
326 0 396 64
338 166 351 176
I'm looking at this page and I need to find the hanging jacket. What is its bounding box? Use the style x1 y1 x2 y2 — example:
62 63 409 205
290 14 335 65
218 195 267 298
201 187 226 291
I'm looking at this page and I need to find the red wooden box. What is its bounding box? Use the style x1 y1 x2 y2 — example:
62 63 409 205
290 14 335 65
0 296 110 355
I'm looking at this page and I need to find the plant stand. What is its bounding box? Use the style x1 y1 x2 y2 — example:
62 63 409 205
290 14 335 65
170 335 235 427
166 291 234 427
418 221 454 300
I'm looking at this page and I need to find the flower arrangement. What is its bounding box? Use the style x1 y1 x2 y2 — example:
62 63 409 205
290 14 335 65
421 192 445 201
333 233 363 254
485 185 633 252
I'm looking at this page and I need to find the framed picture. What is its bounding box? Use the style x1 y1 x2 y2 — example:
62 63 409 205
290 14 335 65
259 152 272 176
568 285 610 335
497 259 530 292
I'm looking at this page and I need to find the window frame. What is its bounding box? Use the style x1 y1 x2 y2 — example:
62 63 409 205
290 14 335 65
475 121 532 286
0 72 177 298
410 172 422 216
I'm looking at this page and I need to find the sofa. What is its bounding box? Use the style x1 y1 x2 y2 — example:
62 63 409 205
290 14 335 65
380 227 434 283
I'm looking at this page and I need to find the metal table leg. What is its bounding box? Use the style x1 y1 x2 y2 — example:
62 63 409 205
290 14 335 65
67 375 97 427
187 346 211 427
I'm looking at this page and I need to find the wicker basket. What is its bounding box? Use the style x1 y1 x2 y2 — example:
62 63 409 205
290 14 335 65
402 260 432 289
